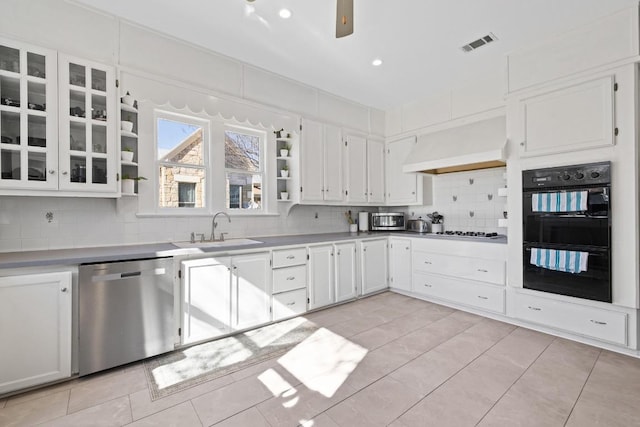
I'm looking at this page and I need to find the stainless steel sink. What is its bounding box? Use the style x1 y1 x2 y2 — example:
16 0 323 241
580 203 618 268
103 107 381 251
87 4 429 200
172 238 263 249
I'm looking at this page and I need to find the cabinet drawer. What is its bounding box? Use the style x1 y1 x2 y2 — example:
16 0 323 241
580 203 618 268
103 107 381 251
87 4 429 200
514 292 627 346
273 265 307 293
273 288 307 321
412 251 504 285
272 247 307 268
412 272 505 314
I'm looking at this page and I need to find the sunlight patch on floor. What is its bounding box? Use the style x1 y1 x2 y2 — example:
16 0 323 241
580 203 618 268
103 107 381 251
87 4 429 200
257 368 294 397
277 327 368 398
245 316 308 348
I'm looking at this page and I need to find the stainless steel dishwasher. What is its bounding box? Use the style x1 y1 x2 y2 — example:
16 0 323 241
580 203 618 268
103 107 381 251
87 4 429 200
79 258 174 376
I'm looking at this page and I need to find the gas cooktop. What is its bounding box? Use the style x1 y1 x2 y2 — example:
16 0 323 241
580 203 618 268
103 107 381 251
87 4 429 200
435 231 500 238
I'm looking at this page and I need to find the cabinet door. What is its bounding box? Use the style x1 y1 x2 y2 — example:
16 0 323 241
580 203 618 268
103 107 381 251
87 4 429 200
335 242 357 302
367 139 385 203
308 245 335 309
232 252 271 330
0 271 71 394
58 55 117 193
345 134 368 203
389 238 412 291
0 38 58 191
300 119 325 202
323 124 343 202
386 137 418 205
519 76 615 156
361 239 388 295
182 257 232 344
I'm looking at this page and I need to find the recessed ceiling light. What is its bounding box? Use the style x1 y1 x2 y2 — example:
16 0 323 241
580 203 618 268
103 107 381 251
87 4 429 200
279 9 292 19
372 58 383 67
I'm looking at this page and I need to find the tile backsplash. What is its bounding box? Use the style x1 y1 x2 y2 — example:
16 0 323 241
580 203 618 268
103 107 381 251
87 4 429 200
406 167 507 233
0 197 375 252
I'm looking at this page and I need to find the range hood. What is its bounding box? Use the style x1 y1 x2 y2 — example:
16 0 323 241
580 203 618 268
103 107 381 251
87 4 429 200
403 116 506 174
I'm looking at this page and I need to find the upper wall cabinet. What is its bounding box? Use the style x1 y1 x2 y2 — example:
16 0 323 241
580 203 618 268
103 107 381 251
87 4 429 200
58 55 117 193
344 134 385 204
300 118 343 203
384 136 432 206
0 38 57 190
0 37 118 196
517 76 615 157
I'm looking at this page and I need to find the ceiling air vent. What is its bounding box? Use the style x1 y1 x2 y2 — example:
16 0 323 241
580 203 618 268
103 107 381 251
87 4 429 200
461 33 497 53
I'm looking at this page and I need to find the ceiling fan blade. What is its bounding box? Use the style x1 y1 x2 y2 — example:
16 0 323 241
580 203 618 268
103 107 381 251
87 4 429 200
336 0 354 38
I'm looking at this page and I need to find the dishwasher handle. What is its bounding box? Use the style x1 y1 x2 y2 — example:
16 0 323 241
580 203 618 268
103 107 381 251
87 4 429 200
91 267 167 282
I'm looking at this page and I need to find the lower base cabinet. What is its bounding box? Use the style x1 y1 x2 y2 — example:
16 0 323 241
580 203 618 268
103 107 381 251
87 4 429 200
308 245 335 309
0 271 72 394
513 291 627 346
335 242 357 302
361 239 389 295
181 252 271 345
273 288 307 321
413 271 505 314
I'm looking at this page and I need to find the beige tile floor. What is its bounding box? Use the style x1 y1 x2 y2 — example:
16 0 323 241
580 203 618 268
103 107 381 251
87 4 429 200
2 291 640 426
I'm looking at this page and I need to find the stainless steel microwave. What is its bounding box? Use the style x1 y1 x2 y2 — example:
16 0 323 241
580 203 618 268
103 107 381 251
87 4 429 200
370 213 405 231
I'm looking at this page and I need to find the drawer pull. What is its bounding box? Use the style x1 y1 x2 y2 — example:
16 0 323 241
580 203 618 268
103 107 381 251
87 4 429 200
477 269 488 273
286 302 296 306
286 276 295 280
286 255 296 259
528 306 542 311
590 319 607 325
477 295 488 300
424 261 432 265
423 284 432 288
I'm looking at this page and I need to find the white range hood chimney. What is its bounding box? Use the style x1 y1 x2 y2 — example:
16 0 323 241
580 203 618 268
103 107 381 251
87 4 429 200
403 116 506 175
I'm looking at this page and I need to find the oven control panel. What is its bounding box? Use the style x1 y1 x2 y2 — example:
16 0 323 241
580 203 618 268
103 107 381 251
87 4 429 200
523 161 610 189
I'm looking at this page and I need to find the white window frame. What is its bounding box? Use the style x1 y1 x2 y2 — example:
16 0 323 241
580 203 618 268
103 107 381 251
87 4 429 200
154 110 210 215
223 124 267 214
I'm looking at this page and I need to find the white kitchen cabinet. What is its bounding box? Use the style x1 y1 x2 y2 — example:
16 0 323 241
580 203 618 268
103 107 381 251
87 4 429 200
517 76 615 157
344 134 385 204
182 252 271 344
335 241 358 302
300 119 343 203
385 136 431 206
412 251 505 286
0 271 72 394
513 291 627 346
308 245 335 309
273 288 307 321
366 138 385 203
58 54 117 193
0 37 58 191
231 252 271 330
344 134 368 203
389 238 412 292
360 239 388 295
182 256 232 344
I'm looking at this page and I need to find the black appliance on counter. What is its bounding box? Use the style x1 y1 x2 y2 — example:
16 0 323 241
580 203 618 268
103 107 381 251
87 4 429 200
522 161 611 303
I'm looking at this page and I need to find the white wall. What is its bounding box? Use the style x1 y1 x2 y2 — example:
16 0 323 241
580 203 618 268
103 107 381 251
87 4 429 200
403 168 506 234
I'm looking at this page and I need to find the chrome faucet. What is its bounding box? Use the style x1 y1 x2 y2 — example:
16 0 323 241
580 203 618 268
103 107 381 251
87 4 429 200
211 212 231 241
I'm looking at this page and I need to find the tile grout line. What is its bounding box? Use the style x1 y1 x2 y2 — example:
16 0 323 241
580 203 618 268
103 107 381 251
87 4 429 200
188 399 205 427
309 313 484 425
473 335 558 426
255 403 276 427
562 348 602 427
388 324 526 426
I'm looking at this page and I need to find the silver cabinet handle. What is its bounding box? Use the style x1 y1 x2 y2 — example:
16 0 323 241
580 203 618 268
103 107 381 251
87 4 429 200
405 247 410 250
48 169 55 175
424 261 432 264
477 269 488 273
590 320 607 325
286 276 295 280
423 284 432 288
477 295 488 300
520 141 525 147
62 171 68 175
528 306 541 311
286 302 296 306
61 287 68 292
286 255 295 259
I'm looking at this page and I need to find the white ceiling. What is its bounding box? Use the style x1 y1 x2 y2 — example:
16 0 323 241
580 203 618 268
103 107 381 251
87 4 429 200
74 0 637 110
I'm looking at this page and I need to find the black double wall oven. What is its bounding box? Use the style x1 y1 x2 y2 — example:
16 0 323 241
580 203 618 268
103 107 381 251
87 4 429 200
522 162 611 303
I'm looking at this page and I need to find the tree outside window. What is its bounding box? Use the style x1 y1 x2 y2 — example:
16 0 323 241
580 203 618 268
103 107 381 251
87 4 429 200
225 129 263 211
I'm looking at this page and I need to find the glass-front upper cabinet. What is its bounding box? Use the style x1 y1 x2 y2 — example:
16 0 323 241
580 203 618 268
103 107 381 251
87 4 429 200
58 55 116 193
0 38 57 190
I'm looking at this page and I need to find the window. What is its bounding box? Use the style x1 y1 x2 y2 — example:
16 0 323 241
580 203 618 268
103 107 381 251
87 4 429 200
224 127 264 211
156 113 208 209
